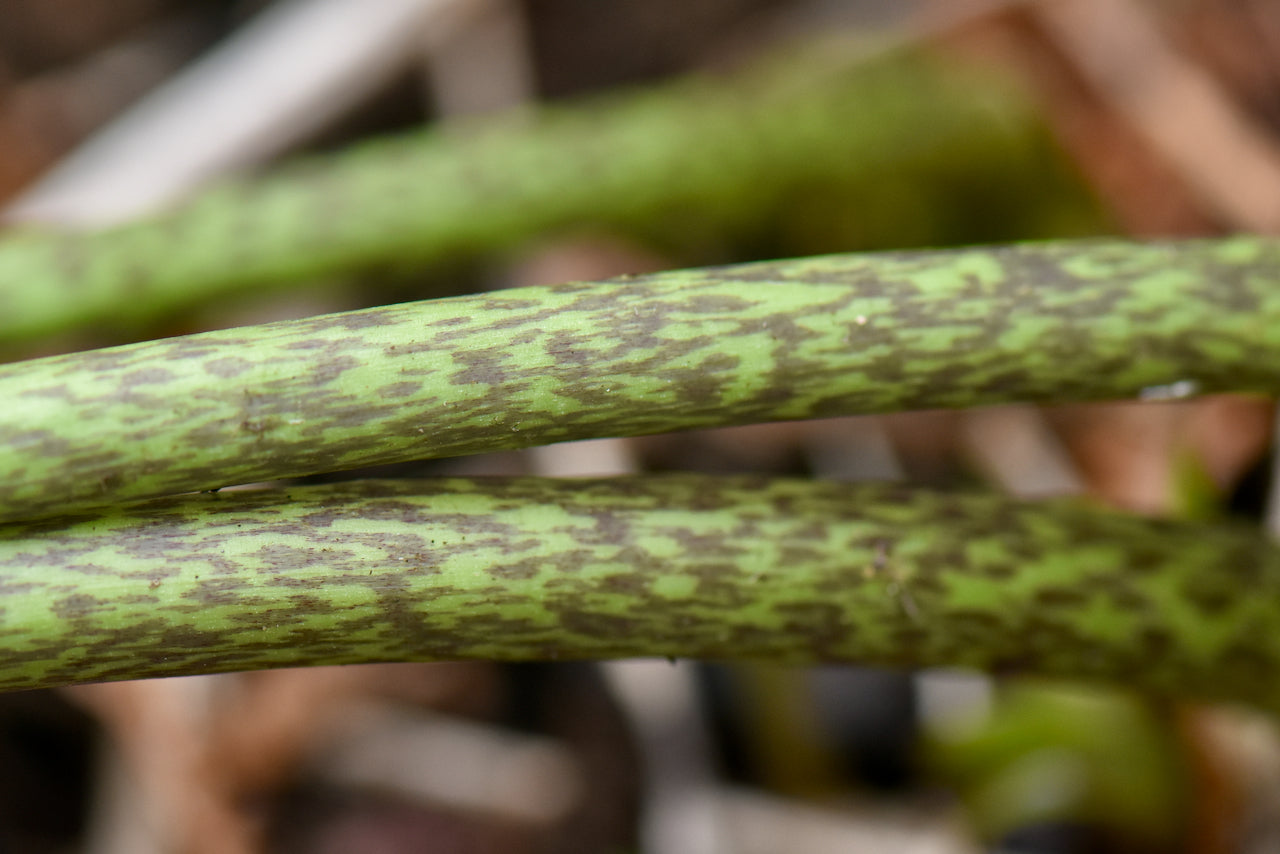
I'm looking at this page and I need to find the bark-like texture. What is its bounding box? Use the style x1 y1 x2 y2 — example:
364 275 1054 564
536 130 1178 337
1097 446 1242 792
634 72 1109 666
2 238 1279 522
3 476 1277 706
0 48 1087 342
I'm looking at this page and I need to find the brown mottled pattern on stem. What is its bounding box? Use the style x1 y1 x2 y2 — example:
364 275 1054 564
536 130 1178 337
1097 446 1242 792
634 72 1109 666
1 238 1279 522
2 476 1277 706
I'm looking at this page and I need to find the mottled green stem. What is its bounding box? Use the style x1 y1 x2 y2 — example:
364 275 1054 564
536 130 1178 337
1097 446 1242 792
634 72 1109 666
0 46 1088 343
3 238 1280 522
3 476 1277 706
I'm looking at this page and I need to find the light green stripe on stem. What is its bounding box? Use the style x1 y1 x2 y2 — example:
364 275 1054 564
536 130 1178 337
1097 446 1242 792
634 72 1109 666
2 476 1277 706
2 238 1280 522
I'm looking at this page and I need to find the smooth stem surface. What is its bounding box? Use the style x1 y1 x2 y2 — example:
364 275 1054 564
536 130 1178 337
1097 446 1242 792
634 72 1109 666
2 238 1280 522
3 476 1278 706
0 46 1080 343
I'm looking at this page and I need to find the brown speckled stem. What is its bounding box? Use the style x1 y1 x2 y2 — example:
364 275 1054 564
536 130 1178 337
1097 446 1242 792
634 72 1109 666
0 238 1278 522
0 48 1084 343
3 477 1278 707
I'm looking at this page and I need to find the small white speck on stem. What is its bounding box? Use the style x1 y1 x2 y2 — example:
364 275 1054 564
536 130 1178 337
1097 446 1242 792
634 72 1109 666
1138 379 1199 401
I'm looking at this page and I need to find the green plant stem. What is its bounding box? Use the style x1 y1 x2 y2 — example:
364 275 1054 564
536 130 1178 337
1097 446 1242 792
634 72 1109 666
0 45 1091 343
2 238 1279 523
4 476 1278 706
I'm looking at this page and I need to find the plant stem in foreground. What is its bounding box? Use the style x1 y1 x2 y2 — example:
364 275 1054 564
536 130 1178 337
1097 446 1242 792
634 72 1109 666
1 238 1279 522
2 476 1277 707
